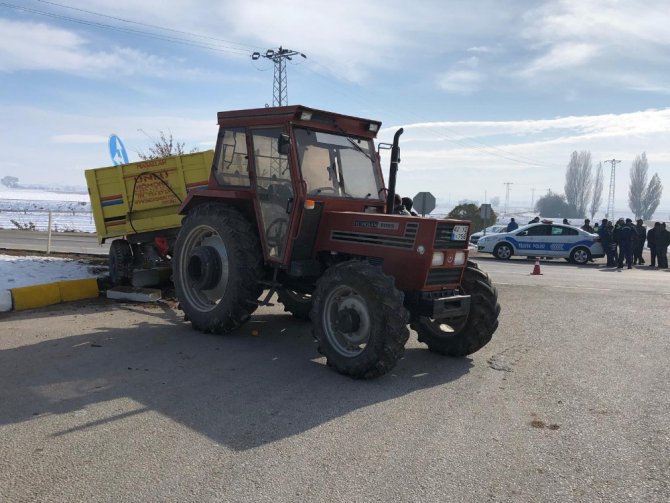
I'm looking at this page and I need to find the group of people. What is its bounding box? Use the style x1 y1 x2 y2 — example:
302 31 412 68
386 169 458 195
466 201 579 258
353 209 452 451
590 217 669 269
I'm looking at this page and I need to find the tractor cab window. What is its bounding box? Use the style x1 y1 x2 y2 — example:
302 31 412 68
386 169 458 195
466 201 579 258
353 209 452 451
251 128 294 259
294 128 382 200
213 128 251 187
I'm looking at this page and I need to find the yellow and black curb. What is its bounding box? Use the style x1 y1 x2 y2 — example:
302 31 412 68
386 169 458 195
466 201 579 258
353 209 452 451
0 278 101 313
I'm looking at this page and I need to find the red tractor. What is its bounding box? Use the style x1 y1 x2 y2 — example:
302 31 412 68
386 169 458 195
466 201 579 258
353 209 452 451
173 106 500 378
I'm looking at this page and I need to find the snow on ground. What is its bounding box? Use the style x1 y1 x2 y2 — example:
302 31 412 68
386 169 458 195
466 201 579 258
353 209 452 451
0 254 104 290
0 187 95 232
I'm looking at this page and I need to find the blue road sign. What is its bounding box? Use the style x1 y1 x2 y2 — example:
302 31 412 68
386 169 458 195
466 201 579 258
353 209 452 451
109 134 129 165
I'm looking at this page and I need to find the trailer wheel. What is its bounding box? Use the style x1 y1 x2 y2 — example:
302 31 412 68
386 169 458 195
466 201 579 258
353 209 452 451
311 261 409 379
412 261 500 357
277 289 312 320
109 239 133 286
173 204 263 333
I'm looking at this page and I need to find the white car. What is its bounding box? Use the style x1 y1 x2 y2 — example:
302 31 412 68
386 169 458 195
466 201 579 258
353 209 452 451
477 222 605 264
469 224 508 245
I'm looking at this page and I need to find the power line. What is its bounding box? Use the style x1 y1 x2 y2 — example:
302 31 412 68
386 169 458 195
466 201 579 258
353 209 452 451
34 0 261 51
0 2 253 56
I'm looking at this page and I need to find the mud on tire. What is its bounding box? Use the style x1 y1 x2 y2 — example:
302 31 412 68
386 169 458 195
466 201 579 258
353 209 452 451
412 260 500 356
173 203 263 334
311 261 410 379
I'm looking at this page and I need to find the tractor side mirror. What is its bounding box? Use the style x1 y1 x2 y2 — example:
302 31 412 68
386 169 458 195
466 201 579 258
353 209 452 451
278 133 290 156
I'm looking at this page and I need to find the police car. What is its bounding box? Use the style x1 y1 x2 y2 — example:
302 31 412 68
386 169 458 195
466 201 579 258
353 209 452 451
477 221 605 264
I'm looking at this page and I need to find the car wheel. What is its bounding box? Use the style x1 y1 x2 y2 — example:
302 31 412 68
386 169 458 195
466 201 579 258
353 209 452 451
570 247 591 265
493 243 513 260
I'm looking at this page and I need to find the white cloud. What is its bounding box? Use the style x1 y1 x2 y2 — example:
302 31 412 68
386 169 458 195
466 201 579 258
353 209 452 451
0 18 209 79
50 134 109 144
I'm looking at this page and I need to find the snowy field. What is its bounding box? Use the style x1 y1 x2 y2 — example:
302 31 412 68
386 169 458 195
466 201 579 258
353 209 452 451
0 187 95 233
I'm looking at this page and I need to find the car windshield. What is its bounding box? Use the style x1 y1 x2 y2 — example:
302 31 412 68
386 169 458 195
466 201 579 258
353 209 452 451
294 128 383 199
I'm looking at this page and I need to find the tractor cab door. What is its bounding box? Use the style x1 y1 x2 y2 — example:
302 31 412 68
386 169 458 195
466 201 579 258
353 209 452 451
250 128 296 261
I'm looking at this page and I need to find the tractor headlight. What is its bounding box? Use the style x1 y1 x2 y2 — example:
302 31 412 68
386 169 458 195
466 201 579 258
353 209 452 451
453 251 466 266
431 251 444 266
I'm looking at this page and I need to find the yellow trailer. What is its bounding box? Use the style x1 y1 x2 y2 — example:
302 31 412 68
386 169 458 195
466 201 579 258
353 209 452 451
85 150 214 285
86 150 213 243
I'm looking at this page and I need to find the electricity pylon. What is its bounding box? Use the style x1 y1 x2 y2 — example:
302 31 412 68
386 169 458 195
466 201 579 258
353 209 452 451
252 46 306 106
604 159 620 219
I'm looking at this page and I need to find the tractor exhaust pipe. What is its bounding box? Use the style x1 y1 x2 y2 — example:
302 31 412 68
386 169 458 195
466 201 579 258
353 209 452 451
385 128 404 214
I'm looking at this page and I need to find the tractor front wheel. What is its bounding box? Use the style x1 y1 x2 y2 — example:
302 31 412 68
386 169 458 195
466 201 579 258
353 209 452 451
173 204 263 333
412 261 500 356
311 261 409 379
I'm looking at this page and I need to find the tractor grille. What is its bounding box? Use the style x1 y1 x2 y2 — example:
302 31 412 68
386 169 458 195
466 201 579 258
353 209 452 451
426 268 463 286
331 222 418 250
434 222 468 249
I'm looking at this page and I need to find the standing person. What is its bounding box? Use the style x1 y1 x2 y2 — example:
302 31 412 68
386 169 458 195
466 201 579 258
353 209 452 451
647 222 660 267
608 221 619 265
656 222 670 269
633 219 647 265
581 219 594 233
613 218 625 261
393 194 410 215
598 219 616 266
506 218 518 232
593 222 600 234
617 218 636 269
401 197 419 216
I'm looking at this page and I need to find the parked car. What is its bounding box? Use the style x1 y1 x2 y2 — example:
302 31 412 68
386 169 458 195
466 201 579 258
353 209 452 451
477 222 605 264
469 224 507 245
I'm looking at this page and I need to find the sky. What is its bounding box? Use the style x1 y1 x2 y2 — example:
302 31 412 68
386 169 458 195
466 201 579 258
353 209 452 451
1 0 669 215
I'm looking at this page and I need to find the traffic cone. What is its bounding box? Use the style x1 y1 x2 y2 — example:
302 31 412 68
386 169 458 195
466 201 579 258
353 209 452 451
530 258 542 275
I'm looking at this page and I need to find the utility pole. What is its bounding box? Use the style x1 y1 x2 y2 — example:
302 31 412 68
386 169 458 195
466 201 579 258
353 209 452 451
604 159 620 220
503 182 513 215
251 46 306 106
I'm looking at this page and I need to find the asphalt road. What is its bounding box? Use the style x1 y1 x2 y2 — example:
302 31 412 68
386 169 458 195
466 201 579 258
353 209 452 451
0 259 668 502
0 229 109 255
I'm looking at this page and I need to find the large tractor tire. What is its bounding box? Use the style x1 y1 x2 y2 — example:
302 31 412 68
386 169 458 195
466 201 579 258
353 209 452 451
412 261 500 357
109 239 133 286
277 289 312 320
173 204 263 334
311 261 410 379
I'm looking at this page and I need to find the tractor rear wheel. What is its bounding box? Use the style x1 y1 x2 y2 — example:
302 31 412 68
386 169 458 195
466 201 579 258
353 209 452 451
173 204 263 333
109 239 133 286
277 289 312 320
412 261 499 356
311 261 409 379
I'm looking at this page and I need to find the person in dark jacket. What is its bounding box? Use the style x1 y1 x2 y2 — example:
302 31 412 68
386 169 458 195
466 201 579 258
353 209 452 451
581 219 594 233
656 222 670 269
598 218 616 266
617 218 636 269
506 218 518 232
528 216 540 224
563 218 570 225
633 219 646 265
401 197 419 216
647 222 660 267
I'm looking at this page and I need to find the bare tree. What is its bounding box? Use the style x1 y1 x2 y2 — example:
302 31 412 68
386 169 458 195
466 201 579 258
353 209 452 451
641 173 663 220
589 162 604 219
564 150 593 217
628 153 648 218
137 130 198 160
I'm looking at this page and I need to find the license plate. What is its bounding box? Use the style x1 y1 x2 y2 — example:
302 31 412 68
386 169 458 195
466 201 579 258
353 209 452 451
451 225 468 241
